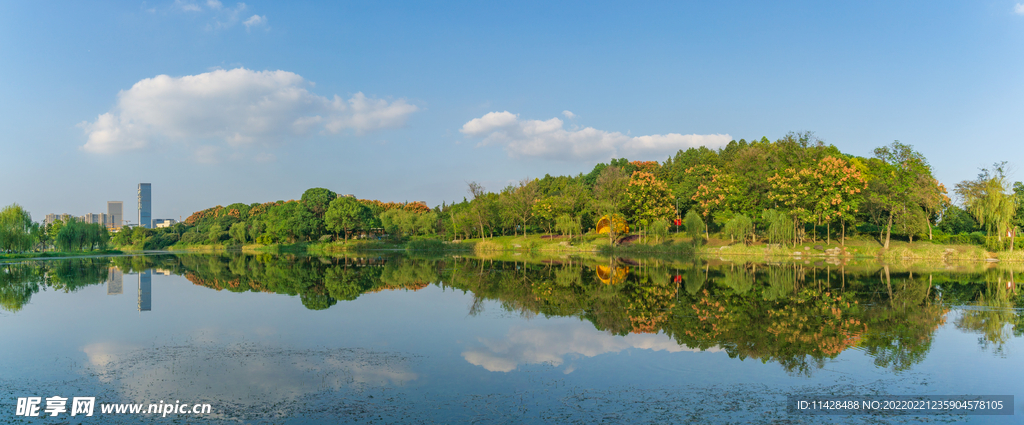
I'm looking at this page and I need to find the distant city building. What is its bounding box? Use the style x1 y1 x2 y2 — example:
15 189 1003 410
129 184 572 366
107 268 123 295
79 213 107 225
107 201 123 229
44 213 73 227
138 183 152 228
138 270 152 312
153 218 177 228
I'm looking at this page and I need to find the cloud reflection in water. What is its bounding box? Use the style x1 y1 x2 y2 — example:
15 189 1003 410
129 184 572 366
81 341 418 406
462 322 720 372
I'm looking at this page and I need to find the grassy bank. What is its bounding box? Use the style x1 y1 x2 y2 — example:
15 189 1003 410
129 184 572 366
697 237 998 262
0 249 124 262
142 232 1024 264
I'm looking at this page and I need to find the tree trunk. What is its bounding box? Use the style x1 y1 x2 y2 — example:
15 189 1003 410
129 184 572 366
841 217 846 246
827 222 830 245
884 211 893 249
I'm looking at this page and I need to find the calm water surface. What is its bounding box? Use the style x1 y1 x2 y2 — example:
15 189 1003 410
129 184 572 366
1 253 1022 423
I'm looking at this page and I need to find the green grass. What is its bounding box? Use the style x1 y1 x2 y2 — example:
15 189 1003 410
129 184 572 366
125 231 1024 264
0 249 124 261
696 237 1000 262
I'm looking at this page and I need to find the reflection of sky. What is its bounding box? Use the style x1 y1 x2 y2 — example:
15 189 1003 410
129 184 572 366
463 322 721 373
81 341 418 404
3 263 1024 423
0 269 429 410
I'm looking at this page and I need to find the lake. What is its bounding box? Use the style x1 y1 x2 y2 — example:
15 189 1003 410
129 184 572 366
1 253 1021 423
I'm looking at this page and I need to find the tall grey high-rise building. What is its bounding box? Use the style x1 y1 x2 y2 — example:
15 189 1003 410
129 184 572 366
138 183 151 228
138 270 152 311
107 201 123 229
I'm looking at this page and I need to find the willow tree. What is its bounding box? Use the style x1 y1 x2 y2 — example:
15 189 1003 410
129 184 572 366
0 204 35 252
955 163 1018 251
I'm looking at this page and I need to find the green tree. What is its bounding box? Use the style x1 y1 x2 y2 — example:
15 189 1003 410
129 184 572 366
592 166 629 215
380 208 415 238
649 218 670 244
265 202 316 243
54 219 108 251
762 209 795 246
414 211 438 236
0 204 35 252
229 222 247 244
325 196 372 240
112 227 133 246
500 178 539 236
555 214 582 239
622 171 675 233
868 141 932 249
722 214 753 244
207 224 225 244
684 210 705 242
46 219 65 246
938 205 979 235
956 163 1018 251
467 182 497 239
300 187 338 219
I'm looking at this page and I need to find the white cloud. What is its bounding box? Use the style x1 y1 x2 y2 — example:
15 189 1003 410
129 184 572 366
461 111 730 161
80 68 418 156
1015 3 1024 14
562 110 576 119
211 2 248 29
243 14 266 29
462 322 719 373
206 0 223 10
175 0 201 12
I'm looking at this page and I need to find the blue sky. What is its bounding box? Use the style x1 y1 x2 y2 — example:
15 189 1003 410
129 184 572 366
2 1 1023 223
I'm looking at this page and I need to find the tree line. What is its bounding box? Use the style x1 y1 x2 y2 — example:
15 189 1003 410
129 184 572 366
0 204 109 252
3 131 1023 252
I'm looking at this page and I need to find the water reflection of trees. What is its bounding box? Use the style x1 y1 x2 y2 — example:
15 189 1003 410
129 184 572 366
4 253 1022 374
954 268 1022 355
1 258 113 312
661 264 870 377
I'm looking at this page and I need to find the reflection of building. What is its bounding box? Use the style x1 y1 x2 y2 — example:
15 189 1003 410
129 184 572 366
107 201 123 229
138 183 151 228
138 270 151 312
153 219 176 228
107 268 123 295
153 268 173 276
